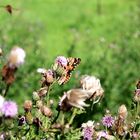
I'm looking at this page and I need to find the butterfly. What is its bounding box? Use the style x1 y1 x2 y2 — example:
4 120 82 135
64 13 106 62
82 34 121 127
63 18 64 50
58 57 81 85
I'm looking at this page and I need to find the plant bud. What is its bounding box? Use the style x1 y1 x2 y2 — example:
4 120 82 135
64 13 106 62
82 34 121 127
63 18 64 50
41 106 52 117
38 87 48 97
36 100 43 108
24 100 32 112
118 104 127 119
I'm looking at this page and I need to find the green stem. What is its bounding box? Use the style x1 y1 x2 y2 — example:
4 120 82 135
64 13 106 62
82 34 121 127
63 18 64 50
68 108 77 125
3 84 10 97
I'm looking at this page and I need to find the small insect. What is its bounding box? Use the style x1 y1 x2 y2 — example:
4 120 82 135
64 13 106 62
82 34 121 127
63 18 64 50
0 5 18 15
58 57 81 85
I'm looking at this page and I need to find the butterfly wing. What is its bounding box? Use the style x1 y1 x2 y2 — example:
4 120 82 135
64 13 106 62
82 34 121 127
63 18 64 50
58 58 81 85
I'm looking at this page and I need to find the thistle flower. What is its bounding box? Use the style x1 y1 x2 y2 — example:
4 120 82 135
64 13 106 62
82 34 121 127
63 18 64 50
8 47 26 68
81 121 94 140
96 131 107 140
80 75 104 101
102 115 115 128
55 56 67 67
1 101 18 117
59 89 89 111
118 104 127 119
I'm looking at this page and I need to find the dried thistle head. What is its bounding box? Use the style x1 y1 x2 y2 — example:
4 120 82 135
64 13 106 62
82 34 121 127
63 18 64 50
118 104 127 119
80 75 104 102
59 89 89 111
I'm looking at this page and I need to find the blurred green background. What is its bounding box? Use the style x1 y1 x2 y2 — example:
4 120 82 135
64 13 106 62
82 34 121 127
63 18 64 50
0 0 140 120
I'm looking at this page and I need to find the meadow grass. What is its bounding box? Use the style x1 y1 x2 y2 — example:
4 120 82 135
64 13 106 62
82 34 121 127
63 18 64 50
0 0 140 120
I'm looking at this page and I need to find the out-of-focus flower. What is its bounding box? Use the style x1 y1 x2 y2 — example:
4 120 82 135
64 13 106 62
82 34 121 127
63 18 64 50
41 106 52 117
0 48 2 56
96 131 107 140
102 115 114 128
134 89 140 102
80 75 104 102
97 131 116 140
55 56 67 67
24 100 32 112
59 89 89 111
0 95 5 115
37 87 48 97
118 104 127 119
8 47 26 68
32 91 40 101
81 121 94 140
37 68 46 74
1 101 18 117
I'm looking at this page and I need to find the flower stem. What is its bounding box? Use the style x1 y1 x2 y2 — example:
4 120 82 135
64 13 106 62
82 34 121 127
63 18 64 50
3 84 10 97
68 108 77 125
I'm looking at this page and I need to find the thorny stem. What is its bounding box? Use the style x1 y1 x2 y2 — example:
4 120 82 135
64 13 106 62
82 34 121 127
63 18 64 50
68 108 77 125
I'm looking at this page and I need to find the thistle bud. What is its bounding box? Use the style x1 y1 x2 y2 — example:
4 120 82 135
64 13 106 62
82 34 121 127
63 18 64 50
36 100 43 108
41 106 52 117
118 104 127 119
32 91 40 101
38 87 48 97
24 100 32 112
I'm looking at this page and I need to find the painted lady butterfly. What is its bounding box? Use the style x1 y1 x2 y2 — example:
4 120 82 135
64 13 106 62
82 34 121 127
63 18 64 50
58 57 81 85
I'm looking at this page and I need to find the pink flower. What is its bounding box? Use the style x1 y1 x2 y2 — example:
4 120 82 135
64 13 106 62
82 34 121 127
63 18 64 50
102 115 114 128
55 56 67 67
1 101 18 117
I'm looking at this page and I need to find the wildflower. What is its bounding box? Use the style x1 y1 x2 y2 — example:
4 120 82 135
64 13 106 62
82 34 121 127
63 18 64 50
97 131 107 140
0 96 5 116
102 115 114 128
55 56 67 67
82 121 94 140
118 104 127 119
8 47 26 68
80 75 104 101
24 100 32 112
1 101 18 117
59 89 89 111
0 48 2 56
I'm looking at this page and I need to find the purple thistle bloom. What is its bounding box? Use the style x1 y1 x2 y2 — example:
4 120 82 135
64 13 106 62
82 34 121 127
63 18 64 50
55 56 67 67
83 126 93 140
1 101 18 117
102 115 114 128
